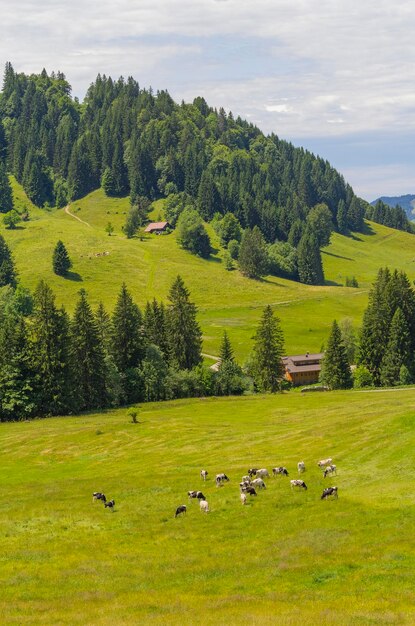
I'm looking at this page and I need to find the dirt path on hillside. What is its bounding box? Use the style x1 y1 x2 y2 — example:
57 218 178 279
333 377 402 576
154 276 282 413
64 204 91 227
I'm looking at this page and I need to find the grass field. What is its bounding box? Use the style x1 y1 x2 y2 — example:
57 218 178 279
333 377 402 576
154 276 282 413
5 180 415 360
1 389 415 624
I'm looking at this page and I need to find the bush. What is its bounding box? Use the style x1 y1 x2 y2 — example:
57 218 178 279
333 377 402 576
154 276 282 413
228 239 240 260
176 208 212 258
267 241 298 279
353 365 373 388
346 276 359 287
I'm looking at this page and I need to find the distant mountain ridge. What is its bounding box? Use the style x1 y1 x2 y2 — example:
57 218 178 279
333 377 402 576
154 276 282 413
371 195 415 219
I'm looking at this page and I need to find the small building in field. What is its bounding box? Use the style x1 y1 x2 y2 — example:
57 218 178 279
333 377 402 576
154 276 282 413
282 352 324 386
144 221 170 234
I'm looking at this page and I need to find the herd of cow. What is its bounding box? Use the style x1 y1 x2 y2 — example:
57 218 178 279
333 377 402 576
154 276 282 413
175 458 339 518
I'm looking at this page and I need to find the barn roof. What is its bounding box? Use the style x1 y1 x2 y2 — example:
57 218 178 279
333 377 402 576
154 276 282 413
144 221 169 232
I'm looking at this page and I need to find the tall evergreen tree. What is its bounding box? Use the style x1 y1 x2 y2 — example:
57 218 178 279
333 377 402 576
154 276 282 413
143 299 169 359
30 281 75 415
215 331 246 396
219 331 234 363
297 231 324 285
0 162 13 213
238 226 268 279
166 275 202 370
320 320 353 389
71 290 108 410
95 302 113 352
197 169 221 220
358 268 391 385
251 305 285 392
0 233 17 288
111 283 144 373
52 240 72 276
380 307 411 387
337 199 348 234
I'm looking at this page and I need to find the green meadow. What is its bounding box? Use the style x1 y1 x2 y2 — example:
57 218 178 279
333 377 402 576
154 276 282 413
5 179 415 360
1 389 415 624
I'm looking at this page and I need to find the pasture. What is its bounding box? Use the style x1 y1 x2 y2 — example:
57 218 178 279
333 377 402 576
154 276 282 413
5 180 415 360
1 389 415 624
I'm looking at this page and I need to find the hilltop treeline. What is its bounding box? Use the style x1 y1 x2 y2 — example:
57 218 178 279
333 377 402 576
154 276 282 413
365 200 413 233
0 65 366 250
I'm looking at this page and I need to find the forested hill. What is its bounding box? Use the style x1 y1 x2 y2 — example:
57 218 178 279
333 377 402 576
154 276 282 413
371 195 415 219
0 63 366 241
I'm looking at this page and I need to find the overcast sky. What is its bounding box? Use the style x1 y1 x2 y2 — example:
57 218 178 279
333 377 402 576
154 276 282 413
2 0 414 200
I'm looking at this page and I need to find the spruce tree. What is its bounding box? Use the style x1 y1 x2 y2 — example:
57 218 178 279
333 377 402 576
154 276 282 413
53 240 72 276
320 320 353 389
167 276 202 370
95 302 113 352
337 199 348 234
30 281 75 415
380 308 411 387
251 305 285 393
197 169 221 220
111 283 144 373
0 162 13 213
71 290 108 410
297 231 324 285
0 233 17 288
219 331 234 363
238 226 269 279
143 299 169 359
358 268 391 385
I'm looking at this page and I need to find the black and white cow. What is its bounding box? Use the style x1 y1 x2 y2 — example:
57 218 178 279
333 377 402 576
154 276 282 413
248 468 258 478
317 458 333 468
175 504 187 517
215 473 230 487
297 461 306 474
272 467 289 477
245 486 257 496
188 490 206 501
93 492 106 503
321 486 338 500
290 479 307 491
251 477 266 490
323 464 337 478
104 499 115 510
200 470 208 481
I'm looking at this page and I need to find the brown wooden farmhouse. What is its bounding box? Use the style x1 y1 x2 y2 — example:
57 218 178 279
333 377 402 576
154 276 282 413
144 221 170 234
282 352 324 386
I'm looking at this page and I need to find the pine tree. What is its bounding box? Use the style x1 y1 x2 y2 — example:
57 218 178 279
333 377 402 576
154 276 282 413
166 276 202 370
297 231 324 285
320 320 353 389
219 331 234 363
111 283 144 373
380 308 411 386
358 268 391 385
53 240 72 276
30 281 75 415
238 226 269 279
0 233 17 288
143 299 169 359
251 305 285 392
71 290 108 410
337 199 348 234
0 162 13 213
197 169 221 220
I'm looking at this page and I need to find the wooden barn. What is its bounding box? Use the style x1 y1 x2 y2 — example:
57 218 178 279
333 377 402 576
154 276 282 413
282 352 324 386
144 221 170 234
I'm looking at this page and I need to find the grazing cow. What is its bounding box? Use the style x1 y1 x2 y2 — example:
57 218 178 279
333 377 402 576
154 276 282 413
215 473 230 487
290 479 307 491
272 467 289 477
93 492 106 503
188 490 206 500
246 487 257 496
240 493 247 505
175 504 187 517
321 486 338 500
251 478 266 490
248 468 258 478
323 464 337 478
104 499 115 510
256 468 269 479
239 481 251 491
297 461 306 474
200 470 208 481
317 458 333 468
200 500 210 513
241 475 251 483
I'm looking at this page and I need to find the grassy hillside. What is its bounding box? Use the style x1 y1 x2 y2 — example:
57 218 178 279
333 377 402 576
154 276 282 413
1 390 415 624
5 179 415 360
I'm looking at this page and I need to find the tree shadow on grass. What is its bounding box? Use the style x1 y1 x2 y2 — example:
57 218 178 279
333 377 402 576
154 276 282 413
324 279 343 286
322 251 353 261
65 271 83 282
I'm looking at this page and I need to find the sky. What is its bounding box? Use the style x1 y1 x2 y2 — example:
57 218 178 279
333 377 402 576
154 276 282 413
1 0 414 201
